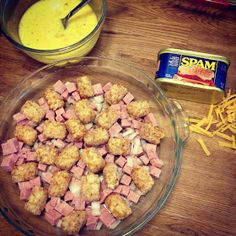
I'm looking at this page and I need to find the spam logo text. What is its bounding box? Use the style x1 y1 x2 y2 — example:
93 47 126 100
181 57 217 71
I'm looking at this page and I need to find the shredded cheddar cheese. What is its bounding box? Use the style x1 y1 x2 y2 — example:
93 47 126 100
196 138 211 156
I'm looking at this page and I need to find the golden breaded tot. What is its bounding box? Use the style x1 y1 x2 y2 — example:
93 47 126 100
81 173 100 202
48 171 71 197
77 76 94 98
21 100 45 124
131 166 154 193
81 147 105 173
61 210 86 235
36 144 57 165
107 137 130 156
42 120 67 139
15 125 37 146
105 84 128 105
44 88 64 111
65 119 86 141
127 100 150 118
75 100 95 124
55 145 79 170
84 127 109 146
25 186 47 215
105 194 132 220
11 162 37 183
140 123 165 145
103 163 120 189
96 106 119 129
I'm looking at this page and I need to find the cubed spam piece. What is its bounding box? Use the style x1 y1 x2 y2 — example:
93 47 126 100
99 206 116 227
140 123 164 145
127 190 141 203
144 113 158 126
21 100 45 123
74 99 95 124
127 100 150 119
42 121 67 139
103 163 120 190
105 154 114 163
150 166 162 178
44 88 64 111
1 154 19 172
1 138 20 156
36 144 57 165
80 147 105 173
84 127 109 146
144 143 158 159
76 76 94 98
102 82 112 92
120 174 131 186
63 109 77 120
105 84 128 105
44 209 62 226
48 171 71 197
13 112 27 123
70 166 84 178
107 137 130 156
105 193 132 220
55 200 74 216
109 123 123 136
65 82 77 93
73 197 86 211
45 110 55 121
53 80 66 94
15 125 37 146
25 186 47 215
123 92 134 105
64 191 74 202
55 145 79 170
65 119 86 141
92 83 103 95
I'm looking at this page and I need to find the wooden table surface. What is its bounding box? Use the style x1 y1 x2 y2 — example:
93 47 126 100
0 0 236 235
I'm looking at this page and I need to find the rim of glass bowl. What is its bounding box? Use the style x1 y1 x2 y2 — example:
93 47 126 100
0 0 106 54
0 56 185 236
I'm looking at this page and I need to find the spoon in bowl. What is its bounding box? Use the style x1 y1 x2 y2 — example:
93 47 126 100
61 0 91 29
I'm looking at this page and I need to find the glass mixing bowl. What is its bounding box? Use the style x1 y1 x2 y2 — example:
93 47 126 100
0 57 189 236
0 0 106 64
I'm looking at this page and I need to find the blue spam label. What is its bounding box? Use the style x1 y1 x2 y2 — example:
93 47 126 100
156 51 229 91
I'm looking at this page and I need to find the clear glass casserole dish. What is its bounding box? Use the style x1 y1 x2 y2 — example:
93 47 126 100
0 57 189 236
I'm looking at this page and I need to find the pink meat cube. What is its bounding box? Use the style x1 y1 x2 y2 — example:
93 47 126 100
52 139 66 149
65 82 77 93
145 144 158 160
36 122 44 133
53 80 66 94
121 119 132 127
40 102 50 112
150 158 163 168
38 97 46 105
20 188 31 200
144 113 158 126
38 134 47 143
38 163 47 171
42 172 53 184
71 166 84 178
72 91 80 101
55 201 74 216
16 157 25 166
0 154 18 172
123 92 134 105
105 154 114 163
103 82 112 92
1 138 19 156
55 114 65 122
13 113 27 123
46 110 55 121
74 141 83 149
44 210 61 226
100 189 113 203
92 83 103 95
55 108 65 117
61 89 69 100
120 174 131 186
113 185 122 194
86 216 99 230
101 180 107 191
30 176 41 187
115 156 126 168
77 159 86 169
48 166 59 173
47 197 61 208
73 197 86 211
139 155 149 165
62 109 76 120
97 146 107 156
109 122 122 136
99 206 116 228
18 181 31 190
120 185 130 197
127 190 141 204
45 203 54 213
25 151 36 161
132 120 142 129
67 97 76 105
112 104 121 113
120 111 129 119
64 191 74 202
150 166 161 178
122 164 132 175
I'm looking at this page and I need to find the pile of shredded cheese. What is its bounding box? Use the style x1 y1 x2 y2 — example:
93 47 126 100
189 89 236 156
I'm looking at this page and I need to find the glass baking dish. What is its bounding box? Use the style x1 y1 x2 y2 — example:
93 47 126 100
0 57 189 236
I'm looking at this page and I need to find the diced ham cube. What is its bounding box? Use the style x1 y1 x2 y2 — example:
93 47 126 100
120 111 129 119
55 201 74 216
40 102 50 112
115 156 126 168
55 108 65 117
144 113 158 126
122 164 132 175
123 92 134 105
100 189 113 203
36 122 44 133
67 97 76 104
52 139 66 149
65 82 77 93
150 166 162 178
103 82 112 92
1 138 19 156
101 180 107 191
25 151 36 161
61 90 69 100
20 188 31 200
77 159 86 169
38 134 47 143
72 91 80 101
145 144 158 160
86 216 99 230
18 181 31 190
64 191 74 202
112 104 121 113
120 174 131 186
46 110 55 121
42 172 53 183
71 166 84 178
48 165 59 173
47 197 61 208
53 80 66 94
38 97 46 105
16 157 25 166
105 154 114 163
62 109 76 120
0 154 18 172
127 190 141 203
44 210 62 226
38 163 47 171
121 119 132 128
113 185 122 194
13 113 27 123
132 120 142 129
150 158 163 168
139 155 149 165
74 141 83 149
92 83 103 95
99 206 116 228
97 146 108 157
73 197 86 211
30 176 41 187
120 185 130 197
55 114 65 122
45 203 54 213
109 122 122 137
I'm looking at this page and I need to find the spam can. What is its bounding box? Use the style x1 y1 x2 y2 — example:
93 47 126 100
155 48 230 104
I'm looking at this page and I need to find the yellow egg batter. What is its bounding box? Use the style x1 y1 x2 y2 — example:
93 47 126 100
19 0 98 50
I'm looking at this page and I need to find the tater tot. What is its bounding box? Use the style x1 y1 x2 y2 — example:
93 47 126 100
105 84 128 105
61 210 86 235
96 106 119 129
103 163 120 189
42 120 67 139
84 127 109 146
25 186 47 215
21 100 45 123
36 144 57 165
44 88 64 111
127 100 150 118
80 147 105 173
105 194 132 220
11 162 37 183
74 99 95 124
48 171 71 197
55 145 79 170
76 76 94 98
81 173 100 202
140 123 165 145
107 137 130 156
65 118 86 141
14 125 37 146
131 166 154 193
